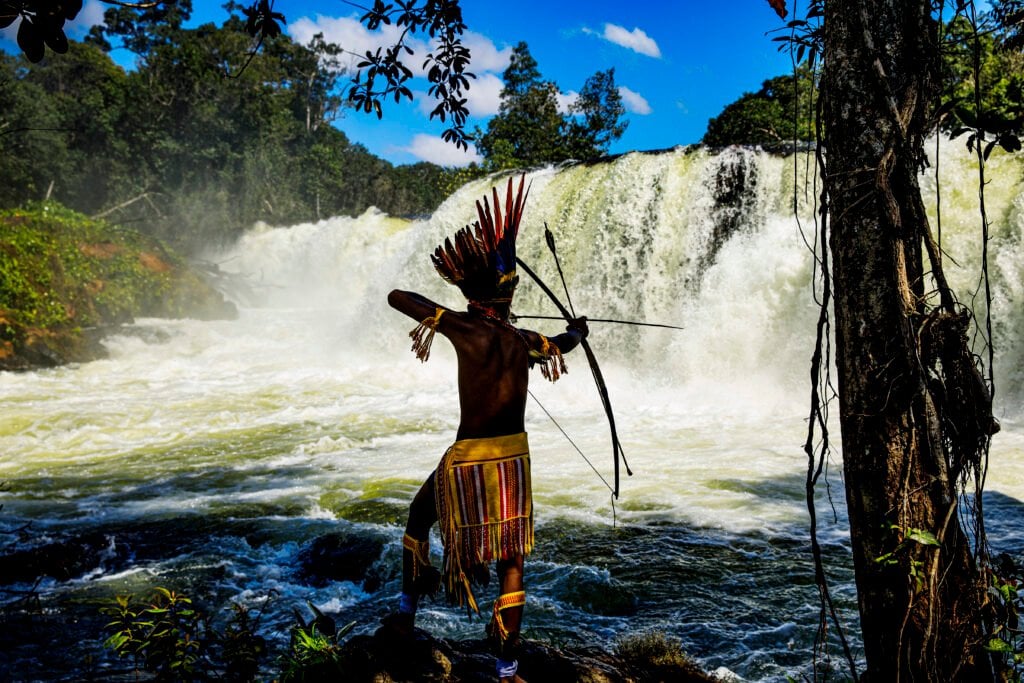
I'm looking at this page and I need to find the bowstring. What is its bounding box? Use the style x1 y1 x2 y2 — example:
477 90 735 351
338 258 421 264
528 389 615 498
528 390 618 525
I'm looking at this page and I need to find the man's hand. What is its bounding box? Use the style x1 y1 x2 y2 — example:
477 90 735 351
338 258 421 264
568 316 589 338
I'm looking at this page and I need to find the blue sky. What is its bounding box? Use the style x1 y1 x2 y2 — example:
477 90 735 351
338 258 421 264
2 1 798 166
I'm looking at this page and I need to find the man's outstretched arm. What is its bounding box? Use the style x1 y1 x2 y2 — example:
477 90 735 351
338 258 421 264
388 290 445 323
537 317 589 355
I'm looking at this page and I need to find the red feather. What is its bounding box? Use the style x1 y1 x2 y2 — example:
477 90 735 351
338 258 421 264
767 0 786 19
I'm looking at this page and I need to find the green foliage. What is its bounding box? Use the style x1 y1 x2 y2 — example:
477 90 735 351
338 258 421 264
873 522 941 593
100 589 356 683
735 5 1024 154
439 163 490 197
101 587 276 682
941 12 1024 158
102 587 208 681
475 42 628 169
703 64 817 147
1 13 451 254
220 602 270 682
0 202 233 367
277 608 356 683
614 630 697 671
986 559 1024 680
566 68 628 160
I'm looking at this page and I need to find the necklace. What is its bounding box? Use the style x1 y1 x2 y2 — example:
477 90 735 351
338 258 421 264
468 302 533 352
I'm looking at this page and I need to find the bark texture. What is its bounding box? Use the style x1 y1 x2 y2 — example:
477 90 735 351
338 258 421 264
822 2 995 680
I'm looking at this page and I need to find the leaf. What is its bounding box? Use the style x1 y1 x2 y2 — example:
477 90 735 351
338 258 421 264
263 19 281 38
985 637 1014 654
43 27 68 54
0 7 19 29
63 0 83 21
905 528 940 546
984 139 997 161
999 135 1021 153
338 620 357 639
768 0 787 19
17 17 44 63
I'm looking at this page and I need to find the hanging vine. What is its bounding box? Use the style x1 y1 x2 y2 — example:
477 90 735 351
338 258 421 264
774 0 1011 678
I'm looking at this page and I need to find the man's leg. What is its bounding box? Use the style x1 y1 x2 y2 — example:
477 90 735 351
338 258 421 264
493 555 526 683
386 474 439 634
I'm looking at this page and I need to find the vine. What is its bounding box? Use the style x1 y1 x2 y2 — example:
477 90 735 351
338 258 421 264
776 0 1011 678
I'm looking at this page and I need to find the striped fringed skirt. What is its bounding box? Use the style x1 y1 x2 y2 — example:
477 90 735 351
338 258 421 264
434 432 533 614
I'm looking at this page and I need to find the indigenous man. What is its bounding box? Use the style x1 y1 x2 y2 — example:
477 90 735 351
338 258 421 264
385 176 588 683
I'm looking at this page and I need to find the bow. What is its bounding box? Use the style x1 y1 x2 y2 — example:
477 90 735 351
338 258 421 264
516 229 633 499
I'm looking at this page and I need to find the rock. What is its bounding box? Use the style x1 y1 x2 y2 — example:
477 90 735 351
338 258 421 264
296 532 387 587
331 627 722 683
0 532 128 584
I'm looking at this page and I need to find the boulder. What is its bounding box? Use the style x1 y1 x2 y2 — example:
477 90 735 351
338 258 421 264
0 532 128 584
330 627 723 683
296 532 387 587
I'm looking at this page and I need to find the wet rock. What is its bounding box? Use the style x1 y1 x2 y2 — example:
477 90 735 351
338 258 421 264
332 628 722 683
297 532 387 587
0 532 128 584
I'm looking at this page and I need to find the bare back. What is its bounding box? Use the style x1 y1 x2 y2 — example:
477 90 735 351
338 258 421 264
389 289 580 440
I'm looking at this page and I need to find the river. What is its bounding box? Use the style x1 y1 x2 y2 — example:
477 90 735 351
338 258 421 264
2 143 1024 681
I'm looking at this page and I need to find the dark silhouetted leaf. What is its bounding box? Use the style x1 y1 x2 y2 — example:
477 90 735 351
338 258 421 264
984 139 997 160
63 0 82 21
17 17 44 63
0 10 18 29
44 27 69 53
1000 135 1021 153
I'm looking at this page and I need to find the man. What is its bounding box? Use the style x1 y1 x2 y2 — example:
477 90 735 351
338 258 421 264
384 176 588 683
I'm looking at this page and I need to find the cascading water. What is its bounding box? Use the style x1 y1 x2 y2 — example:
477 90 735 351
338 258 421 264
2 142 1024 682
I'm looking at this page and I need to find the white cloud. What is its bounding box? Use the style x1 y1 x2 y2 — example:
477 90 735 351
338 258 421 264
556 90 577 114
600 23 661 58
288 16 511 82
466 73 505 116
69 0 106 36
619 86 652 115
405 134 482 167
461 31 512 72
416 72 505 119
288 14 431 75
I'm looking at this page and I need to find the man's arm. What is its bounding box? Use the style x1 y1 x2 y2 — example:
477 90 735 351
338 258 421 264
526 317 589 355
388 289 446 323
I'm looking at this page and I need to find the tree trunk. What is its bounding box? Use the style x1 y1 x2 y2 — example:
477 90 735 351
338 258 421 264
822 2 995 680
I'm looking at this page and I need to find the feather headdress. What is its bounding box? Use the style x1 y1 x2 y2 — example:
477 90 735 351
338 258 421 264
431 175 529 303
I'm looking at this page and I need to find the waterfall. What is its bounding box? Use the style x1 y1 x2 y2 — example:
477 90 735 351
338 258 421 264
216 141 1024 413
4 142 1024 683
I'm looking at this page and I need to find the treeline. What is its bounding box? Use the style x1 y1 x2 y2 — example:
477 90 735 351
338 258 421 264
703 7 1024 148
0 3 452 253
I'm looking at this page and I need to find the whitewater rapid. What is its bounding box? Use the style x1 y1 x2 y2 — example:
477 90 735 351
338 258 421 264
3 143 1024 681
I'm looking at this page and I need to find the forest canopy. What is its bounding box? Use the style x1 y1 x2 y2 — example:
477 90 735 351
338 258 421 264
702 6 1024 148
0 2 454 253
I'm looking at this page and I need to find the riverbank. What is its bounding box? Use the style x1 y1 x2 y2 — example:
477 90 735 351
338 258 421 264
0 203 236 371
